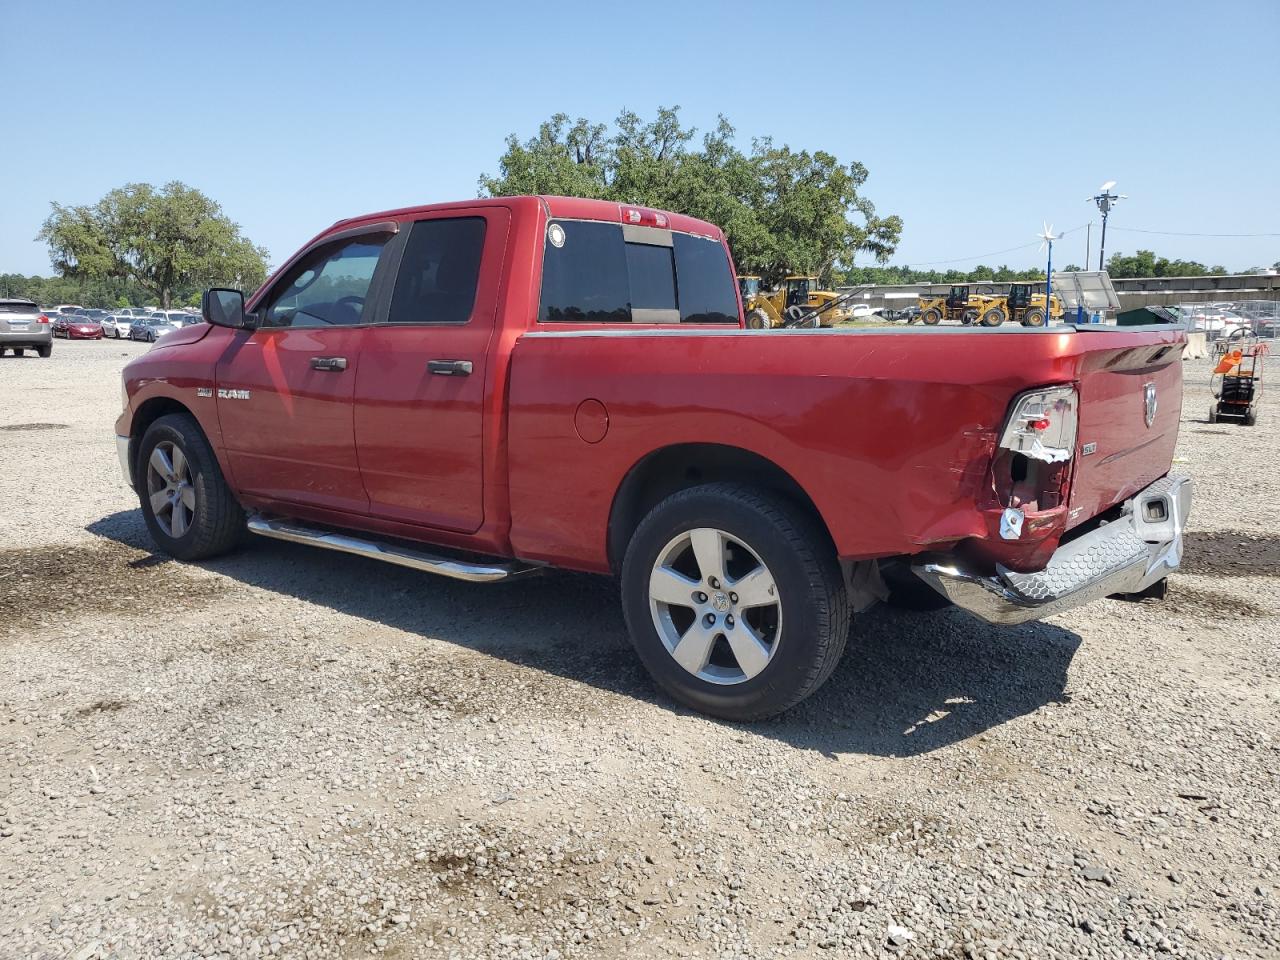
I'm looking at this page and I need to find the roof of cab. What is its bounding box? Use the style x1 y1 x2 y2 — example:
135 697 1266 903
329 195 724 241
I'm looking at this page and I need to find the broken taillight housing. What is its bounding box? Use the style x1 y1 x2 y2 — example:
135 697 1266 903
998 385 1078 463
986 384 1079 520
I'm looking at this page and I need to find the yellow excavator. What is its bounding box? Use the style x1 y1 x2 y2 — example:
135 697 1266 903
918 285 1005 326
740 275 851 328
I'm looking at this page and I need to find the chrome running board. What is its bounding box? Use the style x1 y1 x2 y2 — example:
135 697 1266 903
246 515 539 583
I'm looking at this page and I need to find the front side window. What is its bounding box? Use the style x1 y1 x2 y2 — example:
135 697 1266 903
387 218 486 324
261 236 389 328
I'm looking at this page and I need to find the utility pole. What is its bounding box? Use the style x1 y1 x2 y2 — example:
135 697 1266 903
1088 181 1126 272
1085 223 1091 271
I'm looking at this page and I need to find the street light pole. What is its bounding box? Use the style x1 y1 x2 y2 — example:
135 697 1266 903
1088 182 1126 272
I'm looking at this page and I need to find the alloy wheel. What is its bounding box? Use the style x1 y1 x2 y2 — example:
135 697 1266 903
146 441 196 538
647 527 782 685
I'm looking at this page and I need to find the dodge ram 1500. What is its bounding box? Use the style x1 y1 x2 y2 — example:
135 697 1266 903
115 196 1191 719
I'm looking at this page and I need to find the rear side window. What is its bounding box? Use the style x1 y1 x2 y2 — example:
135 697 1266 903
673 233 739 324
388 217 487 324
539 220 739 324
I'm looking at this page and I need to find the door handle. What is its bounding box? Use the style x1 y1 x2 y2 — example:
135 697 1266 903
427 359 473 376
310 356 348 371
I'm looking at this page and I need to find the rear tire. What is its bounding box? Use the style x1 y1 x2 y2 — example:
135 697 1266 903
37 344 51 358
137 413 244 561
621 483 850 721
12 348 24 357
1208 405 1218 424
921 308 942 326
1022 307 1046 327
1244 406 1257 426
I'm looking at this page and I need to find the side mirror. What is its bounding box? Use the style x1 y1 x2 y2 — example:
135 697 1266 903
202 288 252 329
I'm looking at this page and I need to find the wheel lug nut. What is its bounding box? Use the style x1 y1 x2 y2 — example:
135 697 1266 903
729 592 738 604
726 615 735 628
708 577 720 589
695 591 708 603
703 613 716 627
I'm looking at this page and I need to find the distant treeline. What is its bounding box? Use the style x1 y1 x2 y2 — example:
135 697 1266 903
0 273 202 309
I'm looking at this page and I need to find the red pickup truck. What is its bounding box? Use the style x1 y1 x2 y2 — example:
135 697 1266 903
115 196 1191 720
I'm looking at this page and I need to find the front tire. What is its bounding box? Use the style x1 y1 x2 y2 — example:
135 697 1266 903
621 483 850 721
137 413 244 561
921 308 942 326
745 308 770 330
1021 307 1046 327
980 307 1007 327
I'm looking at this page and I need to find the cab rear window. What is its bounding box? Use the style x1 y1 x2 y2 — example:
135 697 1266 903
538 220 738 324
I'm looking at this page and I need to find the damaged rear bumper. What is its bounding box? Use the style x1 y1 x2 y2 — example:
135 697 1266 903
912 474 1192 625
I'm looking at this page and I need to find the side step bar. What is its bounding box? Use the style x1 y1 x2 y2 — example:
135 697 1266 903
246 515 539 583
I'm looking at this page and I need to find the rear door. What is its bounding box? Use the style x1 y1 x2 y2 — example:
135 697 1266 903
215 225 396 515
353 208 507 532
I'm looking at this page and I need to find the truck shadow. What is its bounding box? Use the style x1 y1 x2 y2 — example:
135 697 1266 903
87 511 1079 759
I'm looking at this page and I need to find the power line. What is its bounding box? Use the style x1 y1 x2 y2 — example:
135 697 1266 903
906 224 1087 267
1111 227 1280 238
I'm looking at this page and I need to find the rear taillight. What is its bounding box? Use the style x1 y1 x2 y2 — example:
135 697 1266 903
987 385 1079 526
998 385 1078 462
37 314 50 324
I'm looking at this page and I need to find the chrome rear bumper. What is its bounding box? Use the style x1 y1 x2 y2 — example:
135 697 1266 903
913 474 1192 625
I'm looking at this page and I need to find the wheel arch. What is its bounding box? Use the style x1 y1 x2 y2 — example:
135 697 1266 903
127 397 204 485
606 443 833 574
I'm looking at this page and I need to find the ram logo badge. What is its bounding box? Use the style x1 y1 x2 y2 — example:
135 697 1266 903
196 387 213 398
217 388 251 401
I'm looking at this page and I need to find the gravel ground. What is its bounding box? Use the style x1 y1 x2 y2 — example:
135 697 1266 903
1 338 1277 960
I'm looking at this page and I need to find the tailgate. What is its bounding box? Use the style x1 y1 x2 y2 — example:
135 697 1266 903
1068 336 1183 529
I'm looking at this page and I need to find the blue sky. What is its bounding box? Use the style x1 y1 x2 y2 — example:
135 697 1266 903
3 0 1277 275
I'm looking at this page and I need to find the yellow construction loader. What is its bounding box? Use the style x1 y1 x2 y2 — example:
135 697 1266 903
741 275 852 328
918 285 1005 326
739 275 784 328
1002 283 1065 327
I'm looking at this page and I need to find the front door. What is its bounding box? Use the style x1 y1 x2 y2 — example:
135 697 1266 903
215 230 394 515
354 209 508 533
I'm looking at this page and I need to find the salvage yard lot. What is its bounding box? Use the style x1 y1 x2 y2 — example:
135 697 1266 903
2 338 1277 959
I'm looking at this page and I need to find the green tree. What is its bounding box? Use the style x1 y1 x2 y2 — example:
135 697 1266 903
1105 249 1229 279
479 107 901 285
38 182 269 309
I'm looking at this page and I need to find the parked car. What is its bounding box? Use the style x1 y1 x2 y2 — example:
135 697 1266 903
76 308 110 322
129 316 183 342
116 308 150 318
114 196 1192 721
100 314 134 339
52 314 104 339
51 304 84 315
0 298 53 357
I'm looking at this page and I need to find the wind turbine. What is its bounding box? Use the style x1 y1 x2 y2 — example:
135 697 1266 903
1039 223 1062 321
1088 180 1127 271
